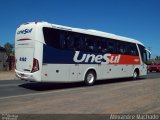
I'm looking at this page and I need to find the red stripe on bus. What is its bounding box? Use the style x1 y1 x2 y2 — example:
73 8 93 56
108 54 140 65
17 38 31 41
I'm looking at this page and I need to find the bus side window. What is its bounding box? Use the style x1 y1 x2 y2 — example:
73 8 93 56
79 35 85 51
92 38 98 53
60 31 72 50
108 39 115 54
43 27 60 49
60 32 66 49
85 36 94 52
74 33 82 51
67 34 75 50
116 41 122 54
129 43 139 56
120 41 128 55
129 44 135 55
127 43 132 55
96 39 102 53
100 39 107 53
123 42 129 55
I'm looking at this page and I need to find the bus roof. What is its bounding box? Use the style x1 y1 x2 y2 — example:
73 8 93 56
21 22 144 46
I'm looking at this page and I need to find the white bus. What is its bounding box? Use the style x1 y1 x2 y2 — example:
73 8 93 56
15 22 150 85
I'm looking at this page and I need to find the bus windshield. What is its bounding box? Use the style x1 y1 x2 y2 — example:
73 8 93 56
138 44 148 64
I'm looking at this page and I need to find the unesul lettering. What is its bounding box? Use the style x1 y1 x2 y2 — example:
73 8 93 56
17 28 33 35
73 51 121 64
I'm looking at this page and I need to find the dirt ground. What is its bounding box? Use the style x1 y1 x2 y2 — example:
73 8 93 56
0 71 16 80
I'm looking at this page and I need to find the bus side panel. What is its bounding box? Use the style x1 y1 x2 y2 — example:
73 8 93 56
69 64 83 82
41 64 70 82
103 64 134 79
125 65 134 77
103 65 123 79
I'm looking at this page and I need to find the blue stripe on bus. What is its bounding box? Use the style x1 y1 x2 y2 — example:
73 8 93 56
43 45 101 64
43 45 74 64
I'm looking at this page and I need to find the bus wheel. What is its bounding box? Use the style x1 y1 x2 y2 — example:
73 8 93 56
84 71 96 86
133 69 139 80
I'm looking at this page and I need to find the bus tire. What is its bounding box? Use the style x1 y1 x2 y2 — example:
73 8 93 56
84 70 96 86
132 69 139 80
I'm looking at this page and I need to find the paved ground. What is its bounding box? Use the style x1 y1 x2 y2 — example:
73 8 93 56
0 73 160 114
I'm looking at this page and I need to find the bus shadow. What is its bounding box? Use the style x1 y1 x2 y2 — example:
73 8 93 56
96 77 145 85
19 77 146 91
19 82 84 91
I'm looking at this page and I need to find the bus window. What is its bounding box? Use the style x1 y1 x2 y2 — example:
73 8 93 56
129 43 139 56
115 40 127 54
60 32 66 49
107 39 115 53
138 44 147 63
74 33 81 51
60 31 75 51
66 33 74 50
101 39 108 53
85 36 97 52
96 38 102 53
43 27 60 49
79 35 85 51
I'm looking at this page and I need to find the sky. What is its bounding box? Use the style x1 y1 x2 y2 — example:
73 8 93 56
0 0 160 58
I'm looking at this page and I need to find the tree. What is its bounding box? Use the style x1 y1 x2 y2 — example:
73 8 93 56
4 42 14 56
154 56 160 64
